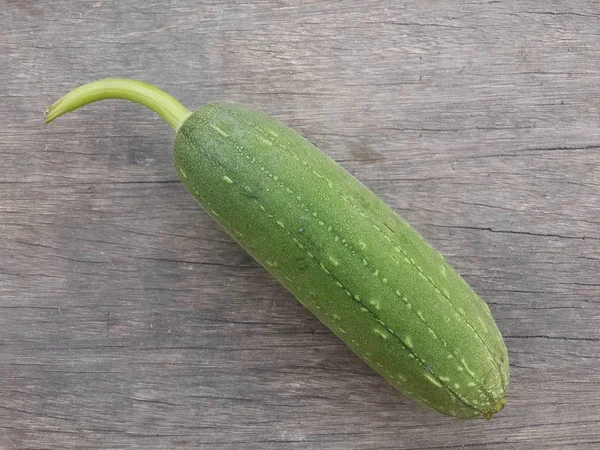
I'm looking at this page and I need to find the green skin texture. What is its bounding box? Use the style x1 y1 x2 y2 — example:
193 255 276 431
46 79 508 419
174 103 509 419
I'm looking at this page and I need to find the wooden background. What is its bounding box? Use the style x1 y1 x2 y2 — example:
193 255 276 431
1 1 599 448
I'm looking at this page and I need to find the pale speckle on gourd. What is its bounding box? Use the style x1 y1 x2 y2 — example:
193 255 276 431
425 374 443 387
222 175 233 184
259 136 273 146
369 300 381 310
209 123 229 137
478 317 489 333
405 336 413 348
319 263 331 275
461 359 476 377
440 265 447 277
374 328 389 340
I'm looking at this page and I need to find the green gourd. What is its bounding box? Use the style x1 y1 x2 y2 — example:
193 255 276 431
46 78 509 419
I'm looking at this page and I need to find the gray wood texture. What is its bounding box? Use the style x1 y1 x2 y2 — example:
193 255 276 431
1 1 599 448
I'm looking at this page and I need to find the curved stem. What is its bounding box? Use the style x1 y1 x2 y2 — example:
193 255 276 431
45 78 192 130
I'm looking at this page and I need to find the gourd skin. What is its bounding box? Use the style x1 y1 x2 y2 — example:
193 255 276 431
173 102 509 419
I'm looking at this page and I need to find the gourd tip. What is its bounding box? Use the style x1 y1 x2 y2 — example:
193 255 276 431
44 106 56 125
482 397 506 420
44 97 66 125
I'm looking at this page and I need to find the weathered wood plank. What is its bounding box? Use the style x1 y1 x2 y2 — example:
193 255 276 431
1 0 599 448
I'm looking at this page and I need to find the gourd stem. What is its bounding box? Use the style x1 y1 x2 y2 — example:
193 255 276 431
45 78 191 130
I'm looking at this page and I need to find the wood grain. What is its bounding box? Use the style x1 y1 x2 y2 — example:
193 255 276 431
1 0 599 448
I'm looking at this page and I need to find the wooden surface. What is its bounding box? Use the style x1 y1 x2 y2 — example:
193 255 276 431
1 1 600 448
